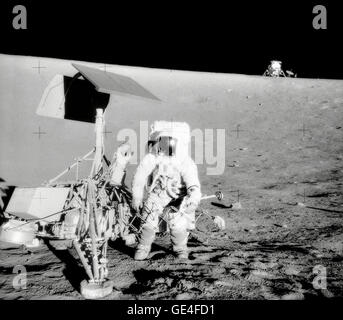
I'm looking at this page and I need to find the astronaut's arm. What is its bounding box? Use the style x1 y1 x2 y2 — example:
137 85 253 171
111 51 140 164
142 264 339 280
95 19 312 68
131 154 156 211
110 143 132 185
179 158 201 214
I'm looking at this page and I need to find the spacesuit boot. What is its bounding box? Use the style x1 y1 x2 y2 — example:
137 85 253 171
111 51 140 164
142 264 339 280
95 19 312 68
169 206 193 259
134 244 152 261
170 229 189 259
134 224 156 260
176 251 189 260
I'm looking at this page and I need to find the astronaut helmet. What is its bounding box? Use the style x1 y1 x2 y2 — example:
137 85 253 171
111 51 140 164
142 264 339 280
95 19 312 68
147 135 177 156
148 121 190 160
157 135 177 156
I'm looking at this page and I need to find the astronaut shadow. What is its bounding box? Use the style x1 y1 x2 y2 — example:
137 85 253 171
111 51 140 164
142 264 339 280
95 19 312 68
45 241 88 293
108 239 136 258
109 238 173 260
149 242 174 260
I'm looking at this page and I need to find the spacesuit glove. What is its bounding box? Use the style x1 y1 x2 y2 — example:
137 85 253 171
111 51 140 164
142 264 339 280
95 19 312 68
113 143 132 168
132 197 143 213
179 199 197 216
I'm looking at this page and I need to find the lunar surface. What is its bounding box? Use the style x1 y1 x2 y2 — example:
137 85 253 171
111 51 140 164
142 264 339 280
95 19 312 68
0 62 342 299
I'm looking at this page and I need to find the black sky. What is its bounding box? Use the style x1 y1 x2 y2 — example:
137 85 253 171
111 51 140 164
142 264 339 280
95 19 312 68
1 0 342 79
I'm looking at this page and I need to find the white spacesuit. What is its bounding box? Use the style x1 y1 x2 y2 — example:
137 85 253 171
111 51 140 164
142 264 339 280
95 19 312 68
132 121 201 260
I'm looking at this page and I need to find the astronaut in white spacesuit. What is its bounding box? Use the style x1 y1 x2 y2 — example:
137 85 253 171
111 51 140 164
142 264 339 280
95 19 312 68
131 121 201 260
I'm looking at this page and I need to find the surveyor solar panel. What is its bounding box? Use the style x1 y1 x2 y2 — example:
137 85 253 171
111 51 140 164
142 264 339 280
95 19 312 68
72 63 160 101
